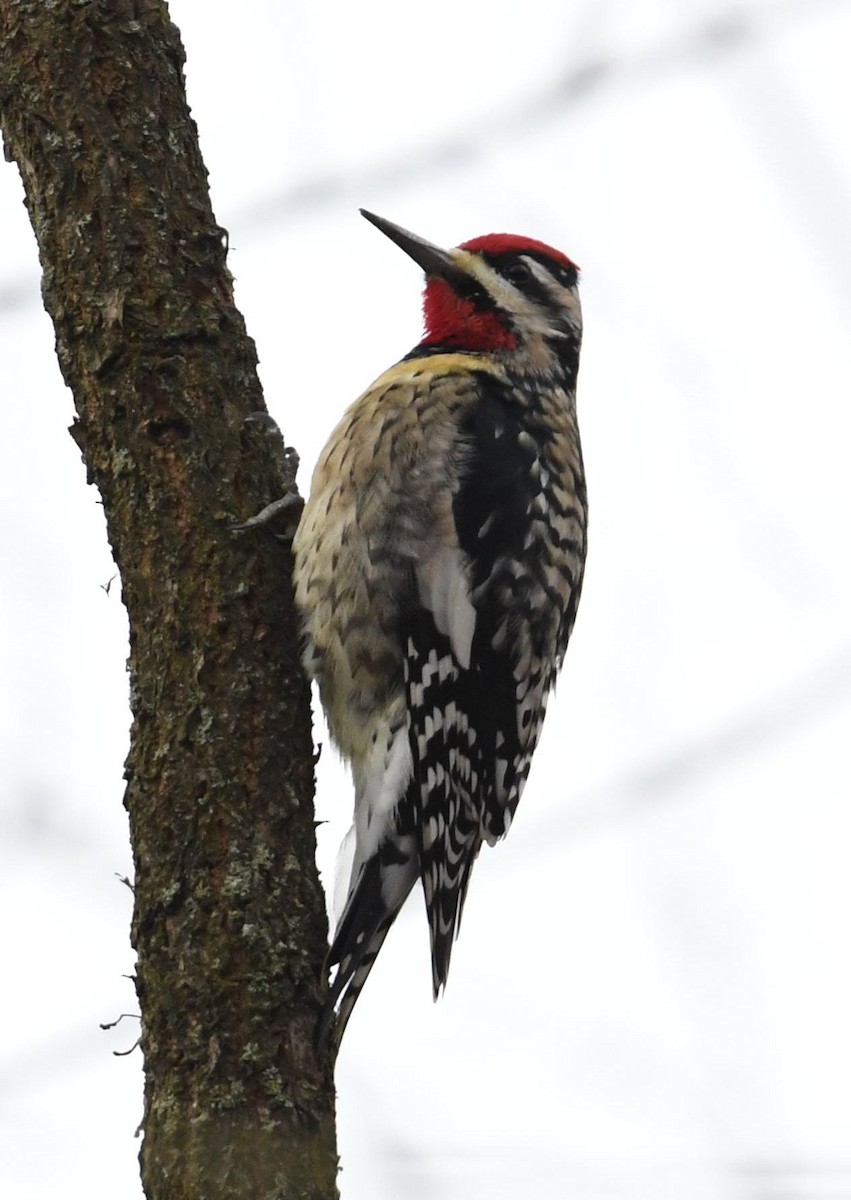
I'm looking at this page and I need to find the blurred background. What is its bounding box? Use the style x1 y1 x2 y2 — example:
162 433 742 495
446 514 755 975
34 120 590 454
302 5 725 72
2 1 850 1196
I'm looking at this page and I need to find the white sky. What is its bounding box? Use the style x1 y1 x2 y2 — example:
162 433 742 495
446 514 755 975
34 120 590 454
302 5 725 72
2 2 851 1197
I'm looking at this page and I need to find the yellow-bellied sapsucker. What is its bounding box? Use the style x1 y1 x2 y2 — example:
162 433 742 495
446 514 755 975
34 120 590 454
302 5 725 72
293 210 587 1045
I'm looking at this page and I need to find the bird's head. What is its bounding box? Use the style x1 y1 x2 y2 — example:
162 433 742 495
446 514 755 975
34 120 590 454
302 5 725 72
361 209 582 376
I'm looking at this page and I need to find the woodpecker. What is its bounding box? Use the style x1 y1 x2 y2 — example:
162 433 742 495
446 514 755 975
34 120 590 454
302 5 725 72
293 210 587 1046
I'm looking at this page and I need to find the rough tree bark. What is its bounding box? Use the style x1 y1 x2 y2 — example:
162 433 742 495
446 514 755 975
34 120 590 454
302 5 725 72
0 3 339 1197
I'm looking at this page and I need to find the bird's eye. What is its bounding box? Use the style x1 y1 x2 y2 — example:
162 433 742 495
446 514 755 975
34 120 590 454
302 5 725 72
505 261 532 286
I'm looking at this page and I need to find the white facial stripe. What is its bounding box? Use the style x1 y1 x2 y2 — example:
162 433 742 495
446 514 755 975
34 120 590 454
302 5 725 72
453 249 578 339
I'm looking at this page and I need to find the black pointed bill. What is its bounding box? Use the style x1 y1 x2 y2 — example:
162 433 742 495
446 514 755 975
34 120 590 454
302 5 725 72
360 209 469 287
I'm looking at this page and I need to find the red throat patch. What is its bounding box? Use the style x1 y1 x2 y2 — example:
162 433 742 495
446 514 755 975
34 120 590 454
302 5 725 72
421 277 517 352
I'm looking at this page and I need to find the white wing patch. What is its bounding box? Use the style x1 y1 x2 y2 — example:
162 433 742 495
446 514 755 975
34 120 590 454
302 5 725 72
415 544 476 669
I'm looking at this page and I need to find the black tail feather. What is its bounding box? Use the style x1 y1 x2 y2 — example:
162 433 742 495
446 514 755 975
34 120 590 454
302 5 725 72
317 840 417 1049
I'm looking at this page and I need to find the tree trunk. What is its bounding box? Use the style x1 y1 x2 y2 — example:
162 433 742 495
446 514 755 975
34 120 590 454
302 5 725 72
0 3 339 1197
